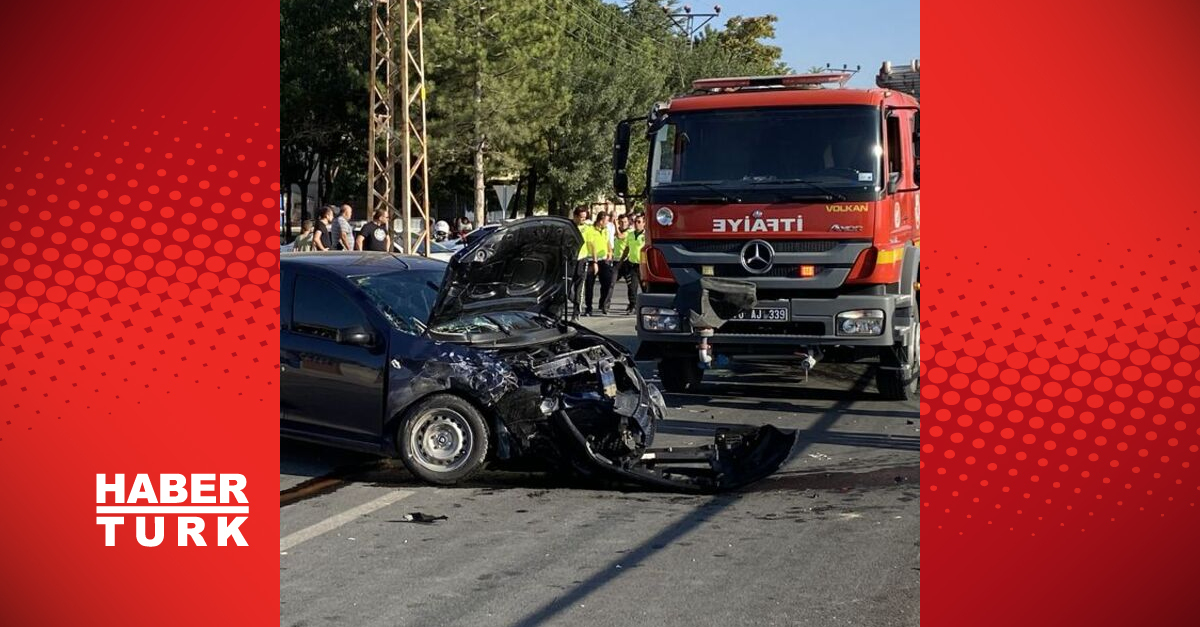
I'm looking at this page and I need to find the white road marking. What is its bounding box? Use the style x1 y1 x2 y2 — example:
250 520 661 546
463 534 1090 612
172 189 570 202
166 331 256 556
280 489 415 552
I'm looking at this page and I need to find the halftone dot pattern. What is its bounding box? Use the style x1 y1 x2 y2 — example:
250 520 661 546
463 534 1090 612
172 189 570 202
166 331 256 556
922 235 1200 534
0 109 280 442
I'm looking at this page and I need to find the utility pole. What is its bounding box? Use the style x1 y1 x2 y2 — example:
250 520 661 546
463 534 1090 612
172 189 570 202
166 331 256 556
661 3 721 50
368 0 396 246
368 0 432 255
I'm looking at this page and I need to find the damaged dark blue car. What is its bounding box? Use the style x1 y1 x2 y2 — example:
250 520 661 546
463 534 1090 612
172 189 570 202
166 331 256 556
280 217 796 492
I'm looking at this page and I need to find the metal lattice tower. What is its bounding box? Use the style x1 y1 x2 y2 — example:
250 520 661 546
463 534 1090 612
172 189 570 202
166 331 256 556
661 4 722 50
368 0 431 255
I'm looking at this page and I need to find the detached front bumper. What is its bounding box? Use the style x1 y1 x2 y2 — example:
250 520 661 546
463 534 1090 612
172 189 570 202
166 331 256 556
636 291 916 359
551 411 798 493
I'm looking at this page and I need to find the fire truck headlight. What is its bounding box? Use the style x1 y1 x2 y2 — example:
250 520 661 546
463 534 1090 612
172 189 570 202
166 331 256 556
656 206 675 227
640 307 681 332
836 310 885 336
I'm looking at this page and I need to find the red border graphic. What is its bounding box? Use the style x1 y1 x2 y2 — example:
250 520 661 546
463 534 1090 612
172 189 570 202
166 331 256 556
925 0 1200 624
0 2 279 625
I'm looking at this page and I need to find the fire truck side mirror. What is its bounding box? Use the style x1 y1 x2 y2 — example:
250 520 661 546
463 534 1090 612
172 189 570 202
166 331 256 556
912 112 920 187
613 120 633 199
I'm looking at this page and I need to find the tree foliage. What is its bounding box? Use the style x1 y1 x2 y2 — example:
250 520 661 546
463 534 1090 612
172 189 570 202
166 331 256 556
281 0 789 221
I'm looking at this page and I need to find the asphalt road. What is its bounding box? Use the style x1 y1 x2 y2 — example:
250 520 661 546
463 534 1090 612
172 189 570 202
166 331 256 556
280 293 921 627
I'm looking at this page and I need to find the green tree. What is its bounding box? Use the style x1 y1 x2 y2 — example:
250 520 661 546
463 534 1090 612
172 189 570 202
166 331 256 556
425 0 569 226
281 0 370 228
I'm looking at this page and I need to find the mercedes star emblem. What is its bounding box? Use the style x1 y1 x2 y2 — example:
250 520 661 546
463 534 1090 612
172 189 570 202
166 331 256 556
739 239 775 274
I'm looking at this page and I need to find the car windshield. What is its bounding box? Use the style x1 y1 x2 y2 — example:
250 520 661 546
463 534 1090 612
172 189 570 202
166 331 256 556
651 105 882 194
352 269 446 333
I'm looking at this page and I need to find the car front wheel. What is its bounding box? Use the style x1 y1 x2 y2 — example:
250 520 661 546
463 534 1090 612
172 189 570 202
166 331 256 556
397 394 490 485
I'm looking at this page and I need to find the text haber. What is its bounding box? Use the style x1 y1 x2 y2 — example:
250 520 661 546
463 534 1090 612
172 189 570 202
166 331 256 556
95 474 250 547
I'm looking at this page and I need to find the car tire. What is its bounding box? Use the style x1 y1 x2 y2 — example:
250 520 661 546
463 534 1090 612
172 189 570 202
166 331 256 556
397 394 490 485
658 357 703 394
877 305 921 401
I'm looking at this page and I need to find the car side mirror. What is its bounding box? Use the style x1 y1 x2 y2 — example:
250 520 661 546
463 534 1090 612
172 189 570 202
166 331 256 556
887 171 901 195
336 327 375 347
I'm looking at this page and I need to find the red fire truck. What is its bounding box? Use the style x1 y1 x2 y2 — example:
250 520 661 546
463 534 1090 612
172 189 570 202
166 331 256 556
612 60 920 399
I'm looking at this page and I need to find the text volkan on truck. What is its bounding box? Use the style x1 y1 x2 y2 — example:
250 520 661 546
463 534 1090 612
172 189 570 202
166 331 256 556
611 60 920 399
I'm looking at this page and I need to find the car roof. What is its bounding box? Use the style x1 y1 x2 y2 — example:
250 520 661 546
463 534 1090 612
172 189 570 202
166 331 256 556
281 251 446 278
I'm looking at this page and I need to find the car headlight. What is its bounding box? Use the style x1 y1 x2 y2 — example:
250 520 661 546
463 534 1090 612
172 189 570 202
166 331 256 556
646 383 666 412
656 206 674 227
836 309 885 336
640 307 681 332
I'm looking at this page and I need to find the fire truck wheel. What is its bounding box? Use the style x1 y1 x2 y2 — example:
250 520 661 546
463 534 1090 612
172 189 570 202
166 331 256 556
877 307 920 401
658 357 703 394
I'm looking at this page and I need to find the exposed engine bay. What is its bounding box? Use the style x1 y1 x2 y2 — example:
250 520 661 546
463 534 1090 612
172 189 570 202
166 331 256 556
479 328 797 493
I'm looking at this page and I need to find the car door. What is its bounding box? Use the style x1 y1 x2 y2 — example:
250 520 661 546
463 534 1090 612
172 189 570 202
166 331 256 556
280 272 388 445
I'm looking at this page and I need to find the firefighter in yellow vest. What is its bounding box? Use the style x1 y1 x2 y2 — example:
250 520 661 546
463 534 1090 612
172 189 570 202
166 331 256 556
583 211 614 316
571 206 596 320
616 212 646 314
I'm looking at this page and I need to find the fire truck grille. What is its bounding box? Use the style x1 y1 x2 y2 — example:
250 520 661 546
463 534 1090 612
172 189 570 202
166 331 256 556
715 321 826 336
665 240 841 254
712 265 799 278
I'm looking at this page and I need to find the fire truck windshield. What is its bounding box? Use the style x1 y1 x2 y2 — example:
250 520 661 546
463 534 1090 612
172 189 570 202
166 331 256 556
650 105 882 202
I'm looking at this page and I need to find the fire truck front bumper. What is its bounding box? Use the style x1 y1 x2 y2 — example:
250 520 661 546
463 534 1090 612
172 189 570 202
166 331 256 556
634 292 917 359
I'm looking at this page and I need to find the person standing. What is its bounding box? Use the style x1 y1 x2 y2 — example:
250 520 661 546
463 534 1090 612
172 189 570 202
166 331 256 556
619 213 647 314
570 206 594 320
586 211 614 316
611 213 630 311
356 210 392 252
332 204 354 251
313 206 334 251
294 220 316 252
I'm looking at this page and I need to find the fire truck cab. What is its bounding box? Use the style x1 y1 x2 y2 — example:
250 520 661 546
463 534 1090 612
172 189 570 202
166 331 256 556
612 61 920 400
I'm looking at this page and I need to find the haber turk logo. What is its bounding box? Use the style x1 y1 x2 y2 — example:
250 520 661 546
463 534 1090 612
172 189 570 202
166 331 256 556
95 474 250 547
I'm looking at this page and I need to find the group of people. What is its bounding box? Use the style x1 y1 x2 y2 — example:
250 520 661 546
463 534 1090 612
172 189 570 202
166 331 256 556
571 205 646 318
290 204 648 320
292 204 393 253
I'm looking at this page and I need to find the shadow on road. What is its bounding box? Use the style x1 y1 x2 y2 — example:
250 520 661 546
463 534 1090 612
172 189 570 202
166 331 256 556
659 418 920 452
498 370 873 627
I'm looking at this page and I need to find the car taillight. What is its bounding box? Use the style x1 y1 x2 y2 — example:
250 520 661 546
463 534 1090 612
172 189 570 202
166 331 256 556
647 246 672 279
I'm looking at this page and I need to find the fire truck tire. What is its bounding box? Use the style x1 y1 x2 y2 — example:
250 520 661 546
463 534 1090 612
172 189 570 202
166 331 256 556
658 357 703 394
877 306 920 401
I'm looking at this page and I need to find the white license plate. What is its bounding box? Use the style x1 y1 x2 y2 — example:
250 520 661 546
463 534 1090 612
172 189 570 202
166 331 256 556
733 307 789 322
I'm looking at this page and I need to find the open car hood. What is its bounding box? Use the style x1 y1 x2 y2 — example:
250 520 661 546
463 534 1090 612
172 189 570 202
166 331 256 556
427 217 582 329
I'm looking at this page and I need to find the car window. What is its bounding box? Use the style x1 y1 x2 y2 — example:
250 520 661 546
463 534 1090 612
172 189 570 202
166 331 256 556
292 276 368 340
353 269 445 334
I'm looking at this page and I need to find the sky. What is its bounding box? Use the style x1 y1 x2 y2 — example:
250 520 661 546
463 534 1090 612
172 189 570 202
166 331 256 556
661 0 921 88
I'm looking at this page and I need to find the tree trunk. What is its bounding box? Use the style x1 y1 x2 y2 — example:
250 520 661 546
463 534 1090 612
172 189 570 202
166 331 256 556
524 166 538 217
284 186 293 242
473 143 485 228
316 158 325 209
472 4 486 229
298 182 309 230
509 175 524 220
300 151 317 222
